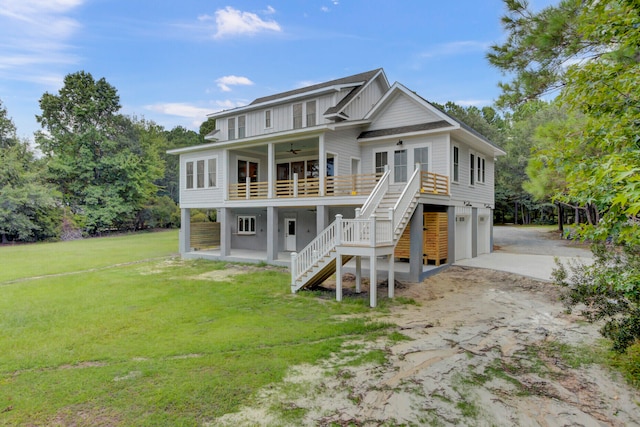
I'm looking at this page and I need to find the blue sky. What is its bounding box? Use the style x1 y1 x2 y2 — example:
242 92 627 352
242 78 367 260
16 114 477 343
0 0 554 141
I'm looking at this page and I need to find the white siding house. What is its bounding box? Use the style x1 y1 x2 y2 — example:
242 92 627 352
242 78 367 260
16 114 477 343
169 68 505 305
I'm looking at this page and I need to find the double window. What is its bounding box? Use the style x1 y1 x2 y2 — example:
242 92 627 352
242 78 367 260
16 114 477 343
469 152 486 185
292 101 317 129
185 157 217 189
227 115 246 140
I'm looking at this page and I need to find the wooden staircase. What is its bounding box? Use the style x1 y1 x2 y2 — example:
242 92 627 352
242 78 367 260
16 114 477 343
291 167 423 293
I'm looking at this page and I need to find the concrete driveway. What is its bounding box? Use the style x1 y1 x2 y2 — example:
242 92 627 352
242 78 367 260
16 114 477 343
455 226 593 281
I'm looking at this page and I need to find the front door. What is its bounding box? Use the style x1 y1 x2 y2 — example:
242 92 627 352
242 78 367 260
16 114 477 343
285 218 296 251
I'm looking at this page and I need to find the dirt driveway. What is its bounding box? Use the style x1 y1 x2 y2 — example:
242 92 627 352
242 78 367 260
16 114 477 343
215 228 639 427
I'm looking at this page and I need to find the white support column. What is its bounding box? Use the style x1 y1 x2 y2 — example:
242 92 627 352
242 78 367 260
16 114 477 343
268 142 275 199
388 254 395 299
267 206 278 262
355 256 362 293
293 173 299 198
220 207 231 256
370 254 377 308
179 208 191 254
319 135 326 197
336 254 343 302
245 177 251 199
290 252 297 292
223 149 229 201
335 214 343 245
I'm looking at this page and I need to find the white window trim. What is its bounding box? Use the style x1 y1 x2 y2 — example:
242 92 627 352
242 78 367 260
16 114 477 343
264 110 272 129
452 144 460 184
412 144 432 173
469 150 486 185
374 150 388 175
469 152 476 187
293 100 317 129
185 156 218 190
237 215 256 235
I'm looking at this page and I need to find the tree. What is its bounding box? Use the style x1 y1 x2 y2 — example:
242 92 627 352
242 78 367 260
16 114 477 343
36 72 163 234
159 126 201 203
199 117 216 141
489 0 640 351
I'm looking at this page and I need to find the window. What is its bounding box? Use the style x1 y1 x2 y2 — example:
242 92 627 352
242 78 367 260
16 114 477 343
394 149 407 182
306 101 316 127
238 115 246 139
186 161 194 189
306 159 319 178
196 160 205 188
237 215 256 235
452 146 459 183
238 159 258 183
470 153 475 186
414 147 429 172
228 117 236 140
208 158 217 187
293 103 303 129
475 155 486 184
265 110 272 128
375 151 388 174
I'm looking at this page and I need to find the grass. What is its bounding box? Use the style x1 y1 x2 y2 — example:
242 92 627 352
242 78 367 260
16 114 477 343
0 233 391 426
0 230 179 283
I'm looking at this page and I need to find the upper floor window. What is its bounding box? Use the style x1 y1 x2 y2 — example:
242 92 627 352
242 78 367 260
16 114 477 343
469 153 475 186
306 101 316 127
452 146 459 183
238 115 246 139
265 110 272 128
477 155 486 184
185 157 218 189
414 147 429 172
375 151 388 175
196 160 205 188
186 161 194 189
208 158 217 187
293 103 303 129
394 149 407 183
228 117 236 140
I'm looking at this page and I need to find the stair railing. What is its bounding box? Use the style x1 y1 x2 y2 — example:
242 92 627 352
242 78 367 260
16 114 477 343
391 164 422 233
357 167 390 219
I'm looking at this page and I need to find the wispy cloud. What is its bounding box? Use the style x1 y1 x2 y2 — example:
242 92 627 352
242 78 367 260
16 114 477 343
198 6 281 39
145 102 212 119
454 99 493 107
420 40 490 58
216 75 254 92
0 0 83 84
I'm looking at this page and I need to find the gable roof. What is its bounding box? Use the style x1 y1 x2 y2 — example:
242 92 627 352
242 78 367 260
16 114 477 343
250 68 383 106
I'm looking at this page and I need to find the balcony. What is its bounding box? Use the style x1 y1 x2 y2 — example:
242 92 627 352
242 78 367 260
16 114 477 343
228 172 449 201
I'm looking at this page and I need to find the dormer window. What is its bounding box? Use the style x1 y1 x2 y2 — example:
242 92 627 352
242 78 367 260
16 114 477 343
293 103 303 129
306 101 316 126
228 117 236 140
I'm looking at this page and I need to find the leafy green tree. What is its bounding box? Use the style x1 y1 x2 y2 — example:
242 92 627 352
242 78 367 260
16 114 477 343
199 117 216 140
489 0 640 352
160 126 201 203
36 72 164 234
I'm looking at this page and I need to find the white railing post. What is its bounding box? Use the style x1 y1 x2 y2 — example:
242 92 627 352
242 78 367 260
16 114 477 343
388 207 393 221
335 214 343 245
370 215 377 247
290 252 297 292
355 208 361 219
245 177 251 199
293 173 299 198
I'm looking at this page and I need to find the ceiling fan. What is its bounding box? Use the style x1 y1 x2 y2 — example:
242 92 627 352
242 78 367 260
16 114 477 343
288 143 300 155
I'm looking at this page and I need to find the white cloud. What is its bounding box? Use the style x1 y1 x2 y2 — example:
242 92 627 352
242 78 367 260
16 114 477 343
145 103 212 119
420 40 490 58
264 6 276 15
199 6 281 39
0 0 83 82
321 6 330 12
215 75 254 92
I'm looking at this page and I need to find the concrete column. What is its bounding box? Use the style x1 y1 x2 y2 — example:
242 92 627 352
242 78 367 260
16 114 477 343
179 208 191 254
316 205 329 234
409 203 424 282
490 210 494 253
267 206 278 262
355 256 362 293
370 254 377 308
388 254 395 298
447 206 456 263
472 208 478 258
220 207 231 256
336 254 343 302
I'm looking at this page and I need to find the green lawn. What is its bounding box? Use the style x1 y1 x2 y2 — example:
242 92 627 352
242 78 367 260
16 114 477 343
0 233 390 426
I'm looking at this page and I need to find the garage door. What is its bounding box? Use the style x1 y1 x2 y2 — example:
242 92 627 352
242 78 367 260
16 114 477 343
477 209 491 255
455 210 472 261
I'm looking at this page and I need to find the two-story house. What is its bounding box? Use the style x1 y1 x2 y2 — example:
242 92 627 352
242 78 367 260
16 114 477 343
168 68 505 307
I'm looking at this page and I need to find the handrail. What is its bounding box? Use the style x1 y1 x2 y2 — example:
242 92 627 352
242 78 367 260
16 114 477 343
358 169 390 218
291 219 337 286
392 165 422 232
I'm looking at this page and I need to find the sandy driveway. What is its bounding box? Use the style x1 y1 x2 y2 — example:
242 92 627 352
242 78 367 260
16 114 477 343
214 227 638 427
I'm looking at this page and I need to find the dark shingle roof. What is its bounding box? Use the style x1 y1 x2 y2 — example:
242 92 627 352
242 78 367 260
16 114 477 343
250 68 382 106
358 120 452 139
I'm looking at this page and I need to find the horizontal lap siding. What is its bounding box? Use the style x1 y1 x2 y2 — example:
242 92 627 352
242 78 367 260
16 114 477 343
326 128 362 176
449 139 495 205
179 149 224 208
369 94 442 130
